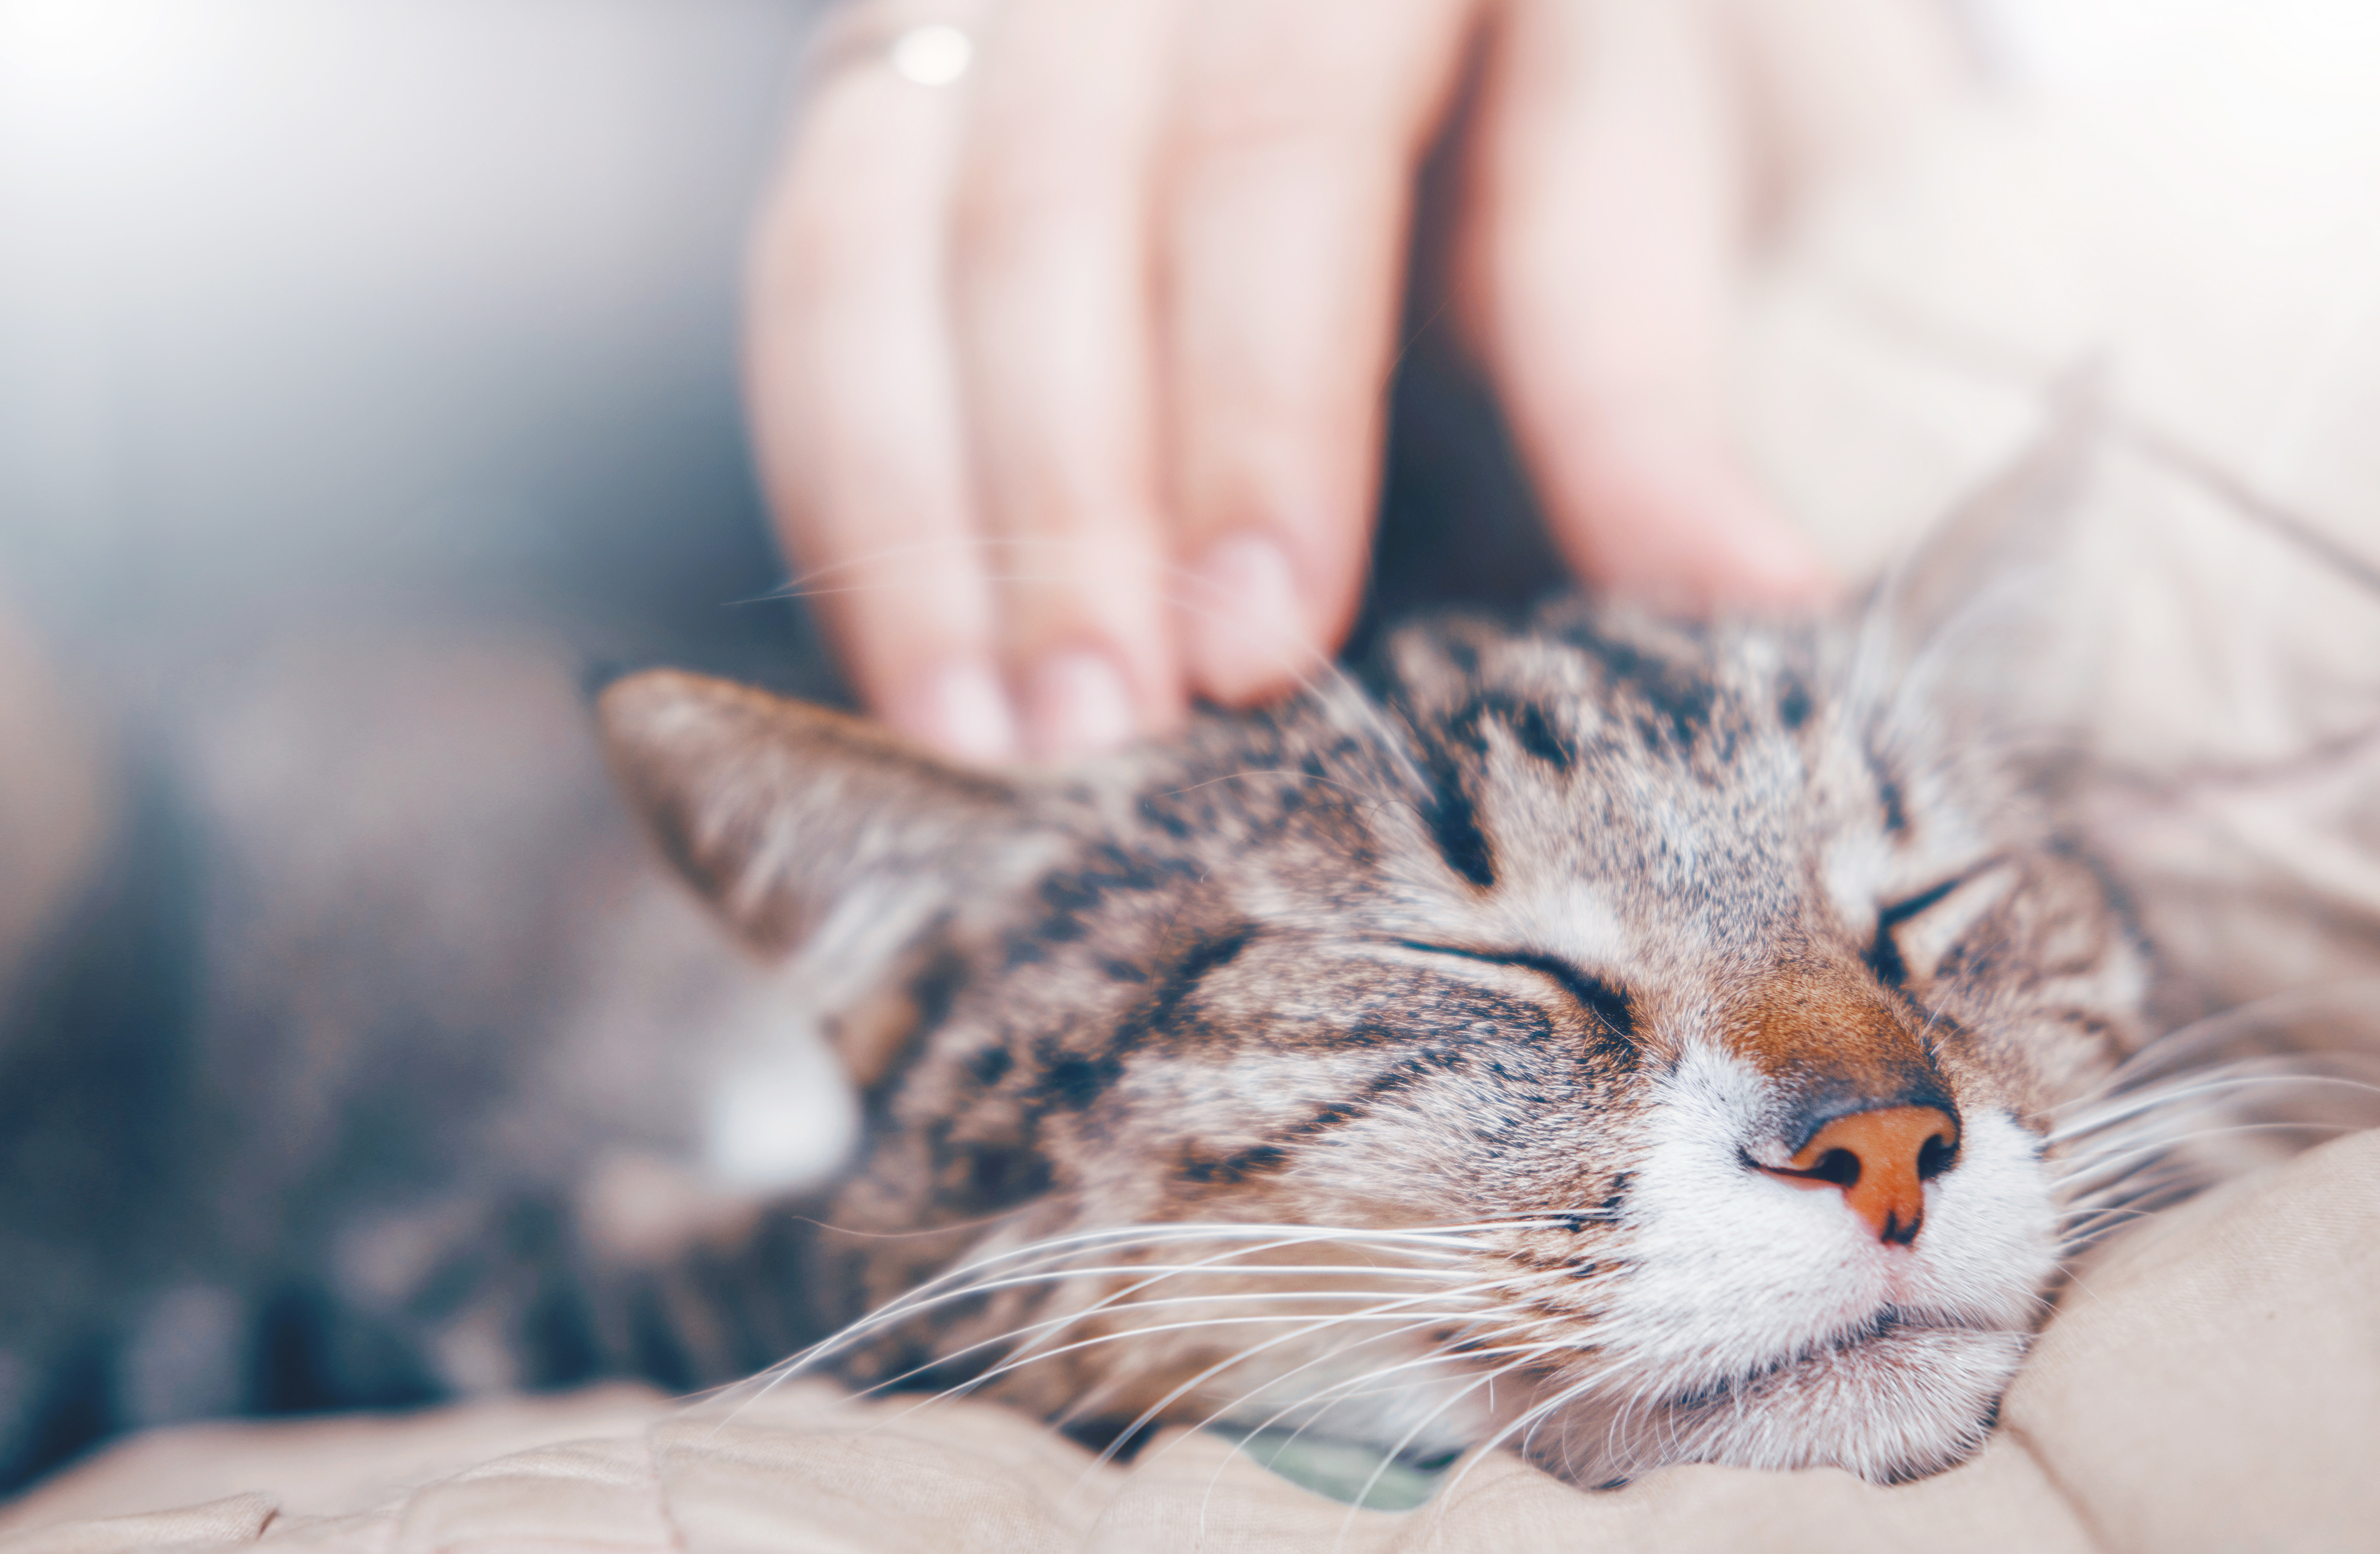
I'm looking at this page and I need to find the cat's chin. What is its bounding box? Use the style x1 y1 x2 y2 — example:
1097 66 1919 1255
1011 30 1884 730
1529 1321 2030 1488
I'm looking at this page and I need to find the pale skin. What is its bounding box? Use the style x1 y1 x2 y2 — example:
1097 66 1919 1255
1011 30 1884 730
747 0 1963 762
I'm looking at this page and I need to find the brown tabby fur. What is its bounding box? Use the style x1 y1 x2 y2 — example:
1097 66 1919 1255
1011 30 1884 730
597 422 2152 1485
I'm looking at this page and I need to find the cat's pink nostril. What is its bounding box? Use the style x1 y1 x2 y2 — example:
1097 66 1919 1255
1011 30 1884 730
1759 1106 1958 1245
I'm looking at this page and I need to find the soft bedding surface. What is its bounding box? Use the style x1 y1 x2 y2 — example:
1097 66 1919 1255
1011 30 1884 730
6 1131 2379 1554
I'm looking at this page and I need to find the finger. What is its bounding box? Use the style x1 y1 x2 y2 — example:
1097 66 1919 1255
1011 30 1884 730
1160 0 1482 706
1460 0 1832 614
949 0 1185 760
746 5 1016 762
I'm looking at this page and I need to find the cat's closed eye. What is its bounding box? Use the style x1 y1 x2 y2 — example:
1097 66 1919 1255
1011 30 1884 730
1390 940 1636 1051
1868 865 2018 990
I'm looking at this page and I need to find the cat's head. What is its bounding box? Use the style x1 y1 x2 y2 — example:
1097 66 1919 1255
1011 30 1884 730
599 424 2144 1486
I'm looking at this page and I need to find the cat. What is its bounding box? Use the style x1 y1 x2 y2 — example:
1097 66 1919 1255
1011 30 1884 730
7 409 2329 1499
588 414 2158 1488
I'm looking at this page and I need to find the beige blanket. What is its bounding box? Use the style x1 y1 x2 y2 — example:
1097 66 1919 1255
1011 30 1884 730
5 1131 2377 1553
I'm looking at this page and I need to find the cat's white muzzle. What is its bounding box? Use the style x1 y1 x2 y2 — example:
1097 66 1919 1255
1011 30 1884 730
1536 1049 2059 1483
1533 1318 2030 1485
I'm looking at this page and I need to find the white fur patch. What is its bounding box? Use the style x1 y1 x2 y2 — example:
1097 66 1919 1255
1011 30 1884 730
1820 831 1897 938
1557 1041 2056 1480
1482 879 1638 971
700 973 858 1191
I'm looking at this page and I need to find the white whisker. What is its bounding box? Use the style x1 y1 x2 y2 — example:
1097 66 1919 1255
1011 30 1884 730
1072 1273 1583 1472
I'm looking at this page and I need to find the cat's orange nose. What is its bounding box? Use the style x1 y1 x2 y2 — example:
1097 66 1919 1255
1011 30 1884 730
1760 1106 1959 1245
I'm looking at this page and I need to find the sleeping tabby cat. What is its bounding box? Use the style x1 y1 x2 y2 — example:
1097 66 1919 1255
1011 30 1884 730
590 418 2153 1487
7 415 2244 1496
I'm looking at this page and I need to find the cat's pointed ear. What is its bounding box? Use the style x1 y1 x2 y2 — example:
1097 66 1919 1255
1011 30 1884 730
1856 372 2105 726
597 670 1035 958
1872 370 2101 660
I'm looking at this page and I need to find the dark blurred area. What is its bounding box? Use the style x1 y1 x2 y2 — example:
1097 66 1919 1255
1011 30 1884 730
0 0 824 1492
0 0 1556 1493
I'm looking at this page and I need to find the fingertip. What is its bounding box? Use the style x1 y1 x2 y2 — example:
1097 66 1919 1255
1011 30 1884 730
1714 495 1839 611
888 656 1020 766
1181 531 1322 707
1550 412 1837 616
1019 647 1140 763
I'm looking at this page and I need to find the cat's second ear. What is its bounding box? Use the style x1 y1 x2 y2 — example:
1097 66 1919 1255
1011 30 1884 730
1872 374 2100 662
1857 375 2104 730
598 670 1037 958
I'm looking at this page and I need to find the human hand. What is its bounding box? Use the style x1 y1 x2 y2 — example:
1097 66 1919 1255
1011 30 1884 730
745 0 1965 762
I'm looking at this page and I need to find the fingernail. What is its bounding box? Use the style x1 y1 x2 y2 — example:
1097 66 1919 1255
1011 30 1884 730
903 658 1017 763
1730 507 1839 610
1021 648 1138 761
1185 533 1310 705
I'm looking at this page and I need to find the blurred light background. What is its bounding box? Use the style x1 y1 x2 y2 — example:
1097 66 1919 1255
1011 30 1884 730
0 0 824 668
3 0 2380 660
